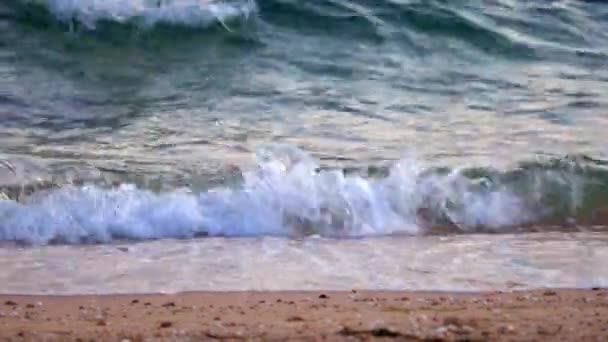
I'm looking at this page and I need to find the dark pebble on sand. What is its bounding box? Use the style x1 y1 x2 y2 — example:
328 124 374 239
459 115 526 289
131 299 139 304
543 290 557 296
370 328 400 337
592 287 600 291
162 302 176 307
340 327 400 338
26 304 35 309
159 321 173 328
319 294 328 299
4 300 16 306
96 319 107 326
444 316 461 326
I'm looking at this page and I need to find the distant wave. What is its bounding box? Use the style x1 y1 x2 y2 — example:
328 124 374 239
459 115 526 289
257 0 534 55
9 0 257 30
1 145 608 245
6 0 604 59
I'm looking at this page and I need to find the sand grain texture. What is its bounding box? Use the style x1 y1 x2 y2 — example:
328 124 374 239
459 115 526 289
0 289 606 341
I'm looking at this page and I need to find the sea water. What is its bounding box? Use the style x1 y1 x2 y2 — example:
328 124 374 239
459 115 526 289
1 0 607 293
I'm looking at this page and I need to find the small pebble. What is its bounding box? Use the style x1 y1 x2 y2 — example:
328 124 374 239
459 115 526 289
443 316 461 326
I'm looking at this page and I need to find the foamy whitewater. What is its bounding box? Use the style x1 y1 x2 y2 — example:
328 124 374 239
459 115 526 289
24 0 256 29
0 145 598 245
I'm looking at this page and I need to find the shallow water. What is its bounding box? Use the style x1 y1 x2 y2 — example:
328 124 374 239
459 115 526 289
1 233 606 294
1 0 608 292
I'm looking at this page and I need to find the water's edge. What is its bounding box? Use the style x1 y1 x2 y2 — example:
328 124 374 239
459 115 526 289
1 234 606 295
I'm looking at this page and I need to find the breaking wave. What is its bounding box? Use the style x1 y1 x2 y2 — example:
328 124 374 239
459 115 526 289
7 0 604 58
1 145 608 245
8 0 257 30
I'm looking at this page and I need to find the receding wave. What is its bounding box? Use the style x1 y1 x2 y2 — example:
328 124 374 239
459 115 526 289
1 145 608 245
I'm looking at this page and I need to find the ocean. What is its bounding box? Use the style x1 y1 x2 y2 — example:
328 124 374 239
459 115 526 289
1 0 607 293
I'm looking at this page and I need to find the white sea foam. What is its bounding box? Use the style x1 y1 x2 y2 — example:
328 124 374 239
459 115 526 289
32 0 257 29
0 145 541 245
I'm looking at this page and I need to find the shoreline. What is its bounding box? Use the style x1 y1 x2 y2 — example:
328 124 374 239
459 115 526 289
1 288 606 341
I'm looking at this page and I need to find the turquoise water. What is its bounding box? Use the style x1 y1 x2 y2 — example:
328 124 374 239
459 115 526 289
1 0 608 244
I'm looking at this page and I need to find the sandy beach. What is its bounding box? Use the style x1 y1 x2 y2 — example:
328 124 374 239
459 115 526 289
0 288 606 341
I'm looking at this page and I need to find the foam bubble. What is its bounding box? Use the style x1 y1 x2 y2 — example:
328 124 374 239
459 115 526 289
0 145 560 245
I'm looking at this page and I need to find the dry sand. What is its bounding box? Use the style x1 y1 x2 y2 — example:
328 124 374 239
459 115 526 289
0 289 606 341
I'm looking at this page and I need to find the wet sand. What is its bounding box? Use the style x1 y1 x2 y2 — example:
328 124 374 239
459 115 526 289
0 289 606 341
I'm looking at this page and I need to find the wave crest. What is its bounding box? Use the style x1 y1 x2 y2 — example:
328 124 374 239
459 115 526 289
15 0 257 30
